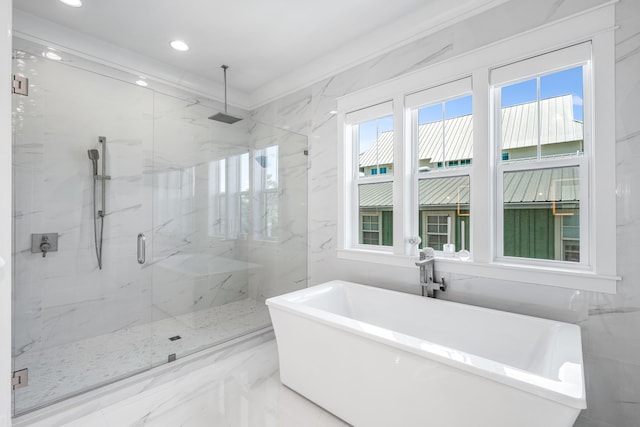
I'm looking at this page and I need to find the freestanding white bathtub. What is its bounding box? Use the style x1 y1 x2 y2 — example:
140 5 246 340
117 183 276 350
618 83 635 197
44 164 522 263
266 280 586 427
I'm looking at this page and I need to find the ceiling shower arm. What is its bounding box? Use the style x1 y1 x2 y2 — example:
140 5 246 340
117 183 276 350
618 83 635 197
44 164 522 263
222 64 229 114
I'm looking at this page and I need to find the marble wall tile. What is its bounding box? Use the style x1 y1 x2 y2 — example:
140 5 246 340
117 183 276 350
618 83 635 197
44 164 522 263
252 1 640 426
12 44 310 413
246 122 308 302
12 54 155 357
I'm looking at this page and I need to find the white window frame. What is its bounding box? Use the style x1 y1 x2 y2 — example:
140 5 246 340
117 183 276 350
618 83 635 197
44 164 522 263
253 145 280 242
408 77 473 257
336 3 619 293
345 102 396 253
493 43 591 269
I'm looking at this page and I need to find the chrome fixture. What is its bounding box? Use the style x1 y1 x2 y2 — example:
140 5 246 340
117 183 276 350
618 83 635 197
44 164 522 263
137 233 146 264
31 233 58 258
88 136 111 269
208 65 242 124
415 248 446 298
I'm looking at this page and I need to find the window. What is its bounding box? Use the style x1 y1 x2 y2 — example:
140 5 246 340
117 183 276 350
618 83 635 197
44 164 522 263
409 78 472 254
337 4 617 293
561 214 580 262
208 152 250 240
345 103 395 249
423 213 450 251
254 145 279 241
493 44 589 266
208 159 226 236
358 181 393 246
361 213 381 245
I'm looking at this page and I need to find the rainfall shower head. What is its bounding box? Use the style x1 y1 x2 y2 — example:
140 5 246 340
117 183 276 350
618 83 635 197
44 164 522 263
208 65 242 124
209 112 242 124
87 149 99 176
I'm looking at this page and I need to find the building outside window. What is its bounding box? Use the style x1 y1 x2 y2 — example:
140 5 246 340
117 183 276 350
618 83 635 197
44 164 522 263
351 110 394 247
337 6 617 292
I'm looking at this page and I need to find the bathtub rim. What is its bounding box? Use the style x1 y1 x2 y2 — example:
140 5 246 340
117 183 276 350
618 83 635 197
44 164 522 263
266 280 586 410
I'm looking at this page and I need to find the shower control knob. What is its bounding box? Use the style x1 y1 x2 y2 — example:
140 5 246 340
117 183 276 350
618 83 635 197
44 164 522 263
40 238 51 257
31 233 58 257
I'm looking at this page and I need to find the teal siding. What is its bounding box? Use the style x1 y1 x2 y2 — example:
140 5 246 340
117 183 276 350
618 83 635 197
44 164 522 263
504 209 555 260
382 211 393 246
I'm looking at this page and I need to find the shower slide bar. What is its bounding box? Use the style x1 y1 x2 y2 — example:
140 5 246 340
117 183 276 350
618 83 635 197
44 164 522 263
87 136 110 269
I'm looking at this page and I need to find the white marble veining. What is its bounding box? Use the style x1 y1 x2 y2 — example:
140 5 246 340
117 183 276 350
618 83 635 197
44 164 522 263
251 1 640 426
13 298 271 414
14 339 348 427
12 44 308 415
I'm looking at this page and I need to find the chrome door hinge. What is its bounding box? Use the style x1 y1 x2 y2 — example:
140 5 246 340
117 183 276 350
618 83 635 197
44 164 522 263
12 75 28 96
12 369 28 390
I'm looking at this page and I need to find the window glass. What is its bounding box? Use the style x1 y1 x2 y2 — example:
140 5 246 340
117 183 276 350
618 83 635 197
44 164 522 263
357 115 393 177
208 159 225 236
503 166 580 262
264 191 278 239
358 181 393 246
254 145 279 241
417 95 472 172
562 214 580 262
500 66 584 161
361 214 380 245
418 176 470 251
540 67 584 157
240 152 250 192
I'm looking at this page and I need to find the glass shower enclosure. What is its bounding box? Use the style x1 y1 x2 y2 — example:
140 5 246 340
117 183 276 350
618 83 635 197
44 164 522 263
11 38 307 415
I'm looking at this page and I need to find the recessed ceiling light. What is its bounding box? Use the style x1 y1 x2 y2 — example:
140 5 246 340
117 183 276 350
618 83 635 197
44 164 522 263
59 0 83 7
44 51 62 61
170 40 189 52
135 80 149 87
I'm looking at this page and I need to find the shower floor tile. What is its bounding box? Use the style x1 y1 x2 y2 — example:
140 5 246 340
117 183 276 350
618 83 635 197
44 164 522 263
13 298 271 414
16 340 349 427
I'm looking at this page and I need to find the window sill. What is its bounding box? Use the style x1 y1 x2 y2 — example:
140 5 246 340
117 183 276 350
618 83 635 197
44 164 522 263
336 248 619 294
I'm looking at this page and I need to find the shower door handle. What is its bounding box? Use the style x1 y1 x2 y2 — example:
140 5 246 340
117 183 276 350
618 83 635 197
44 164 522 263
137 233 146 264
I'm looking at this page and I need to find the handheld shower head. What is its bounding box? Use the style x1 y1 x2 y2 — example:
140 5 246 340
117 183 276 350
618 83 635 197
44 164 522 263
87 149 99 176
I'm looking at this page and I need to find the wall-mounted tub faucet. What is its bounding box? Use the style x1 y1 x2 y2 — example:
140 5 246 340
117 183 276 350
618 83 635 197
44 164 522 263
415 248 446 298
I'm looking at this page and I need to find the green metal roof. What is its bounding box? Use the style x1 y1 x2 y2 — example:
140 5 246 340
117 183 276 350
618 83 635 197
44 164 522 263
359 95 583 167
359 168 579 208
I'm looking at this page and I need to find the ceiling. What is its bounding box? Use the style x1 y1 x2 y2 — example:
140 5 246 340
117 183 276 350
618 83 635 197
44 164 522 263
13 0 506 108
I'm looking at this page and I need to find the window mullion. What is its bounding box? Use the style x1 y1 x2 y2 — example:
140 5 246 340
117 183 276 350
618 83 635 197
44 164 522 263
408 107 420 255
392 96 406 255
472 67 491 263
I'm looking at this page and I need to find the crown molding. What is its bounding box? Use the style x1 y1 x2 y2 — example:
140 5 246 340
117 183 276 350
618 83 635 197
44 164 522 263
12 9 253 110
13 0 510 111
247 0 511 108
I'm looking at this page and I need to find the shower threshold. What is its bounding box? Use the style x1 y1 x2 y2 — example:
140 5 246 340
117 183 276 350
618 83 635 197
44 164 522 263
12 298 271 416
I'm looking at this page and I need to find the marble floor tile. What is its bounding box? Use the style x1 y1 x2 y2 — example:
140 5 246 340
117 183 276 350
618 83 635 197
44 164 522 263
18 340 349 427
13 298 271 414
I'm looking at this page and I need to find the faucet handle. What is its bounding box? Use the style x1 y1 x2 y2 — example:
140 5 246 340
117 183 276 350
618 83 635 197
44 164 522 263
40 239 51 257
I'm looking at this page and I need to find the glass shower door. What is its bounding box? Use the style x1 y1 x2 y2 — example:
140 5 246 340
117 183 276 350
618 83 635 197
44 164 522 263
150 92 258 363
151 93 309 362
11 46 154 414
